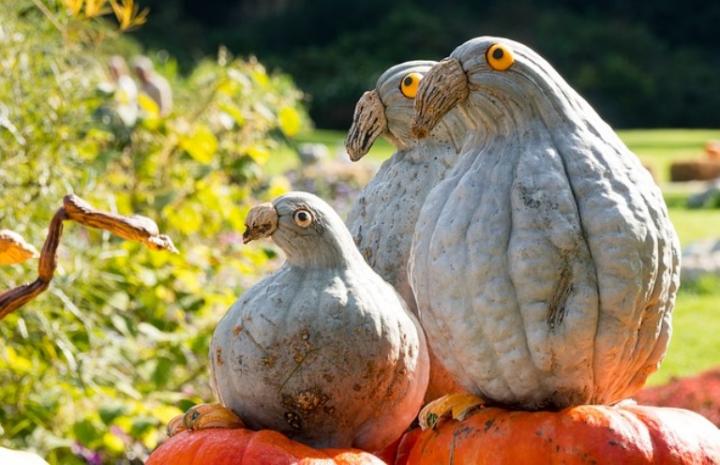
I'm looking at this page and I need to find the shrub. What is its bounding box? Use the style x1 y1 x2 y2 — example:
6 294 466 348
0 2 305 463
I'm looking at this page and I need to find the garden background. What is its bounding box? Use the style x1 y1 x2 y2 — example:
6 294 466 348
1 1 719 464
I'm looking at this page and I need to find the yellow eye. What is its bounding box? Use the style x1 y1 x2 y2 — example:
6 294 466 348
400 72 422 98
486 43 514 71
293 209 313 228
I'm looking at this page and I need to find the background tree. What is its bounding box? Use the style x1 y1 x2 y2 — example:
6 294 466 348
132 0 720 129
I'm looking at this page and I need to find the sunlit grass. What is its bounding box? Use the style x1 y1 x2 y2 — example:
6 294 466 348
669 208 720 246
272 128 720 181
650 290 720 385
621 128 720 183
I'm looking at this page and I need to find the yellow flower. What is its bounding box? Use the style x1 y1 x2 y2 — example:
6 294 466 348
84 0 109 18
110 0 149 31
63 0 84 16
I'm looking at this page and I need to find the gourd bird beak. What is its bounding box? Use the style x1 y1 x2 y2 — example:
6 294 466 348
411 58 469 139
242 202 278 244
345 90 387 161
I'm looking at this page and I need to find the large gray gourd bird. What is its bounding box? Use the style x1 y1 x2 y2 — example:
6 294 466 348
408 37 680 416
187 192 429 450
345 62 469 401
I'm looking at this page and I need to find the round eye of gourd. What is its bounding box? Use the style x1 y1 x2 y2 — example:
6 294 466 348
400 72 422 98
293 209 313 228
486 43 514 71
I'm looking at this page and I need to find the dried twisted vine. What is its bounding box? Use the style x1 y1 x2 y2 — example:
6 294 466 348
0 194 177 320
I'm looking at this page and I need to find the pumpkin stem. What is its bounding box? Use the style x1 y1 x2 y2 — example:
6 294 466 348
0 230 38 265
167 403 244 437
0 194 176 320
418 393 485 430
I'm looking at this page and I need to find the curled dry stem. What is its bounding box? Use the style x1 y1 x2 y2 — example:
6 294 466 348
418 392 485 430
0 194 176 320
167 403 244 437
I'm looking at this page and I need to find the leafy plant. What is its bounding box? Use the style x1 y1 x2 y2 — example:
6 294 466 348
0 2 306 463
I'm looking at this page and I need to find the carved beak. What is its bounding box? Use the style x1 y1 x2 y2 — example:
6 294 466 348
242 202 278 244
345 90 387 161
411 58 469 139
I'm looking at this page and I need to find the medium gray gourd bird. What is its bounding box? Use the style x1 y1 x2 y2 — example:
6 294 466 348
179 192 429 451
346 61 467 305
345 61 470 401
408 37 680 417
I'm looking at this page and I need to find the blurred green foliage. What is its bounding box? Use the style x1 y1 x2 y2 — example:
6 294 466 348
0 2 305 463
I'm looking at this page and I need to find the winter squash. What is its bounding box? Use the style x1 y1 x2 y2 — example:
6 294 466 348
345 61 469 401
209 192 429 451
393 403 720 465
409 36 681 409
146 428 387 465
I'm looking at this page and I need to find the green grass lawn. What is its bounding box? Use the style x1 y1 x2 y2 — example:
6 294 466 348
650 291 720 385
278 128 720 386
622 129 720 183
275 128 720 180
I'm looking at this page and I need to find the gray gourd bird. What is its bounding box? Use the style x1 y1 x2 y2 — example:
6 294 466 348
107 55 139 127
408 37 680 419
171 192 429 451
345 61 470 401
132 56 173 116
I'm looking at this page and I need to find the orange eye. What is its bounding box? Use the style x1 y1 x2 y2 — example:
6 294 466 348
293 209 313 228
486 43 514 71
400 72 422 98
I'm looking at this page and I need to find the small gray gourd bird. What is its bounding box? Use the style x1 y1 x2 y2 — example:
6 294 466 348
174 192 429 451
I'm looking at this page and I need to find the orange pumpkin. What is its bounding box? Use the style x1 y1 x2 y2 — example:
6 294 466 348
146 428 387 465
395 404 720 465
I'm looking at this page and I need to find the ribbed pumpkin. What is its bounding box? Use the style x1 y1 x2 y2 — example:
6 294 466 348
391 404 720 465
345 61 469 401
146 428 387 465
409 36 681 409
211 192 429 451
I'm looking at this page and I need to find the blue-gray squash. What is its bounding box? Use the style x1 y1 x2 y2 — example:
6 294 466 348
345 61 469 401
210 192 429 450
409 37 681 409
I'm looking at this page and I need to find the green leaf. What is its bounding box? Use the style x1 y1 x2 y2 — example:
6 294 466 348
99 405 128 425
151 357 173 387
130 416 157 438
73 419 101 446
